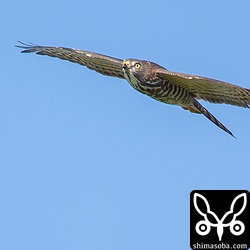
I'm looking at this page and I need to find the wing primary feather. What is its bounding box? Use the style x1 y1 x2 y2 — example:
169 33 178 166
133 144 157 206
156 68 250 108
15 41 125 79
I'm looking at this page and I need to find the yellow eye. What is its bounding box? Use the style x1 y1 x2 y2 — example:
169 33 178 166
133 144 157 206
134 63 141 69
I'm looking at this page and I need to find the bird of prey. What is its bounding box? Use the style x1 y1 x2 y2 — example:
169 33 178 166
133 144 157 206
16 41 250 138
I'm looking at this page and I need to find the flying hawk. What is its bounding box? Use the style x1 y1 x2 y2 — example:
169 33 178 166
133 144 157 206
17 42 250 138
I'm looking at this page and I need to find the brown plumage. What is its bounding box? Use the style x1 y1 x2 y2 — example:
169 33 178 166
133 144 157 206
16 41 250 138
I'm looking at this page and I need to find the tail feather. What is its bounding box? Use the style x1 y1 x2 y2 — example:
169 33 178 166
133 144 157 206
192 99 236 138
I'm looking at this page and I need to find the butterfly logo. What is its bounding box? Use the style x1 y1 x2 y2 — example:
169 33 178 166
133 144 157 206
193 192 247 241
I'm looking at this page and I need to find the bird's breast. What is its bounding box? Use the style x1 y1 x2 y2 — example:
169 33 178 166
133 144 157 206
123 70 164 96
123 70 191 105
123 71 141 89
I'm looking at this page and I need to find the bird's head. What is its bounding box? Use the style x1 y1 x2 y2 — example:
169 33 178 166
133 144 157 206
122 59 166 86
123 59 165 88
122 59 152 82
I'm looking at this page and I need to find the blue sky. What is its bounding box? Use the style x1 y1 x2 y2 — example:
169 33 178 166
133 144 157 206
1 1 250 249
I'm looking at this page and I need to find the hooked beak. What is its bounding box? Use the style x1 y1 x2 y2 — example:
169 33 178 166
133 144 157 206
122 60 130 70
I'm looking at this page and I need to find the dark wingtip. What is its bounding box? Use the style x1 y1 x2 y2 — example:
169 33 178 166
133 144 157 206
15 41 39 53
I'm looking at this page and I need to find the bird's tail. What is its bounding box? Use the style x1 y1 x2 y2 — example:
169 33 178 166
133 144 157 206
192 99 236 138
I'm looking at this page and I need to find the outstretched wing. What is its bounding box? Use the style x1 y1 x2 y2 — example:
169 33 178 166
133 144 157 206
156 67 250 108
16 42 125 79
